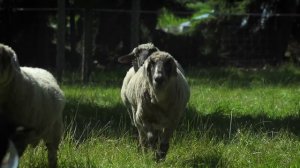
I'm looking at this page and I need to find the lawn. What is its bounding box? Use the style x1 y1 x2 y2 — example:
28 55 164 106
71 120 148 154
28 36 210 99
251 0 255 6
20 65 300 168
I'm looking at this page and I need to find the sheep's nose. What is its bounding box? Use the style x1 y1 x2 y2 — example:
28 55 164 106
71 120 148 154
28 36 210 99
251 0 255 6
154 75 163 85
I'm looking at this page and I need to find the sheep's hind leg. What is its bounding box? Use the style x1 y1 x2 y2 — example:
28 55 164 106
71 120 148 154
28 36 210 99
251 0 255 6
12 129 36 156
46 142 58 168
45 120 63 168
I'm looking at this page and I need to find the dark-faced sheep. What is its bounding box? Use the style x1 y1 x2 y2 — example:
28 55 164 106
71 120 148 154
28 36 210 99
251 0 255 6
0 44 65 168
118 42 184 74
120 51 190 161
118 43 159 72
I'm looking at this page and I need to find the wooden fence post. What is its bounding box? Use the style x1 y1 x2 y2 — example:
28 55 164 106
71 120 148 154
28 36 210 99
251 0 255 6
81 8 93 84
56 0 66 83
130 0 140 49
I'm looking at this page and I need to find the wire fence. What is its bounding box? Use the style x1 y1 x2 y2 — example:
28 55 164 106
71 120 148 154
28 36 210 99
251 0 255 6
0 7 299 70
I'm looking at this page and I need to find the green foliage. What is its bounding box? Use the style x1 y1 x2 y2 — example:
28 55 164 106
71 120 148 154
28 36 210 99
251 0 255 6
157 8 189 28
157 0 252 32
187 1 214 16
19 65 300 167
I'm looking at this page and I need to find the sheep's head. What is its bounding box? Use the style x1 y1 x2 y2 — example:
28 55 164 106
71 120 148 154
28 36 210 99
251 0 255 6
145 51 177 91
118 43 159 72
0 44 20 85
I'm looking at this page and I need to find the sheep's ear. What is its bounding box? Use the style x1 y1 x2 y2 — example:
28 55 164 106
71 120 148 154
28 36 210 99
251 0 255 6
3 47 20 70
118 52 135 64
10 52 20 69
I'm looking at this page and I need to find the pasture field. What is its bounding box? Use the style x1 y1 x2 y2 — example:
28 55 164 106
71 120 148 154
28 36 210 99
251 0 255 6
20 65 300 168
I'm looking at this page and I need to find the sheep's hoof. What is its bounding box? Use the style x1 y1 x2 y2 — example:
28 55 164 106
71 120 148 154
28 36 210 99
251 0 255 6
154 152 166 163
154 143 169 162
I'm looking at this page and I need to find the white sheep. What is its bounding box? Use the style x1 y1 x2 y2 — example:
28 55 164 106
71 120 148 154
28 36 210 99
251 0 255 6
0 44 65 168
120 51 190 161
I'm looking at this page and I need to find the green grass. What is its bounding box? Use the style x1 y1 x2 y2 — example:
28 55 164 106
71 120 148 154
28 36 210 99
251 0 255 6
19 65 300 167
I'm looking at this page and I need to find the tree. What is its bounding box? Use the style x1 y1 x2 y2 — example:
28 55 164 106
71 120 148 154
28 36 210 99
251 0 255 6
57 0 66 82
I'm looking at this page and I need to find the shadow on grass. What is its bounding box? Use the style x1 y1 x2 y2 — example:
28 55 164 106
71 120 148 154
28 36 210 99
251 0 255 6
180 107 300 139
64 96 300 142
63 97 135 142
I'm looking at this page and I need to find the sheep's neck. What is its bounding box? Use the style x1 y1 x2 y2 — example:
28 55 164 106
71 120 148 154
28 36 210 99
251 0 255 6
4 70 29 106
0 76 15 104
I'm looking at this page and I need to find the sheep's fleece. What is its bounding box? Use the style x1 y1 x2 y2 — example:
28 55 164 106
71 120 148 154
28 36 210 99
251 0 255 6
0 43 65 168
121 51 190 161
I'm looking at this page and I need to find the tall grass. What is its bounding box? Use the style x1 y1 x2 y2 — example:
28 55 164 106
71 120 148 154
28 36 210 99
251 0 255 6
19 65 300 167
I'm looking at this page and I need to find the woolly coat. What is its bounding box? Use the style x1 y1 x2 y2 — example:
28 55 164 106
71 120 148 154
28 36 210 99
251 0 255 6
0 44 65 151
2 67 65 142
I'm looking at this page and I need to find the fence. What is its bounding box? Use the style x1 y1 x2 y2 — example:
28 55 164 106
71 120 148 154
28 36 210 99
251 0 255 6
0 7 299 75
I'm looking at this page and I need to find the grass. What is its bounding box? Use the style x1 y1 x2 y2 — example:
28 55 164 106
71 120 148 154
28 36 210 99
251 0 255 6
19 65 300 167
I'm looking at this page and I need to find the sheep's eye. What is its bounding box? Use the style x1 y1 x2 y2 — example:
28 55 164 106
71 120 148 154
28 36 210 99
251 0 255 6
148 60 156 72
148 48 157 55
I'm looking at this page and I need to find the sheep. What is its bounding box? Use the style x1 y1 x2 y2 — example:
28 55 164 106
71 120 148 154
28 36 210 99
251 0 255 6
120 50 190 161
0 43 65 168
119 43 184 126
119 43 160 125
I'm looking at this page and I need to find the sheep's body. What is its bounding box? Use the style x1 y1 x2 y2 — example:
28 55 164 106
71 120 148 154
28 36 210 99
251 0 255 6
121 67 136 125
7 67 65 131
121 51 190 161
0 44 65 168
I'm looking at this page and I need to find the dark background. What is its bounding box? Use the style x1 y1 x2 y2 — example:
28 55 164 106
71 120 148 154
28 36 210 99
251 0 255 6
0 0 299 75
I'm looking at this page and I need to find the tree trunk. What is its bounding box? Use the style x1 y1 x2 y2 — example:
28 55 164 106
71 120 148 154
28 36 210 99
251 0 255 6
56 0 66 83
130 0 140 49
69 0 77 69
81 9 93 84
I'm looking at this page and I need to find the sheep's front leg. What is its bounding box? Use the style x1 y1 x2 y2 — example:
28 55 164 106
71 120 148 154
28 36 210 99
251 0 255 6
155 127 173 162
147 130 158 150
135 103 147 153
137 127 148 153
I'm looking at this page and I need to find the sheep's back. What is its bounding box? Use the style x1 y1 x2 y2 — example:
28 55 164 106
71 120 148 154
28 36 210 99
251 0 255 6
8 67 65 132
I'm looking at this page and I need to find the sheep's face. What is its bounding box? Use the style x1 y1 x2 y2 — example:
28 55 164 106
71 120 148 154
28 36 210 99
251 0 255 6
118 43 159 71
146 52 177 91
